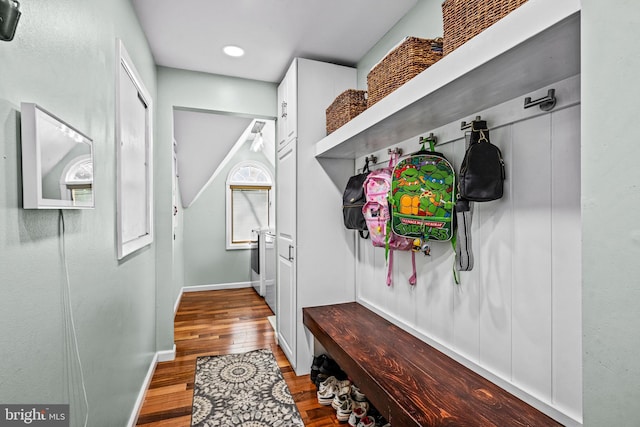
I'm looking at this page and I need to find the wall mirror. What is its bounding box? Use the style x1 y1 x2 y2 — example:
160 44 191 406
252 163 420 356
20 102 95 209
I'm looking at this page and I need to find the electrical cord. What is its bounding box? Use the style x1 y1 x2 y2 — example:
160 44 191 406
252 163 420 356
59 210 89 427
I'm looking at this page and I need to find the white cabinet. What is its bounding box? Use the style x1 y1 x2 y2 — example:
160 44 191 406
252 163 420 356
275 58 357 374
277 60 297 149
276 138 296 364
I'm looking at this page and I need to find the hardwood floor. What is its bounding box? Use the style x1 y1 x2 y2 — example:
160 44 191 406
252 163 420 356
135 288 339 426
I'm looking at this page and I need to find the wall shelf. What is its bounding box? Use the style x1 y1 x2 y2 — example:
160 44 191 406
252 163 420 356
315 0 581 159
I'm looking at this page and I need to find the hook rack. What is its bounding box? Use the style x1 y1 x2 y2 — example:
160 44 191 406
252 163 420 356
524 88 556 111
419 132 437 149
388 147 403 156
365 155 378 164
461 116 482 130
421 132 437 143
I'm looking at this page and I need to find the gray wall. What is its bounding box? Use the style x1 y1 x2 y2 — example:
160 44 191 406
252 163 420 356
582 1 640 425
0 0 157 425
155 67 276 350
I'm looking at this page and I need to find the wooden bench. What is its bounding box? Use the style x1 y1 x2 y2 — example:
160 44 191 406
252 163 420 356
303 302 562 427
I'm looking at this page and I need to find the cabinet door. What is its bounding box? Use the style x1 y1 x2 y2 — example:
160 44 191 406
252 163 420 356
277 235 295 367
277 60 297 149
277 79 288 149
276 139 296 367
284 60 297 142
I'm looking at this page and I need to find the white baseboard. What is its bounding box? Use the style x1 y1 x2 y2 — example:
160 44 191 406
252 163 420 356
182 281 253 293
174 287 184 316
127 344 177 426
158 344 176 362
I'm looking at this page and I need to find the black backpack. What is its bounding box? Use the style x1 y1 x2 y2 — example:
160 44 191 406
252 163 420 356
458 120 505 202
455 120 506 273
342 159 370 238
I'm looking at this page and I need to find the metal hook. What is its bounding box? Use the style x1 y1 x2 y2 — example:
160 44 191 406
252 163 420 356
365 155 378 164
387 148 403 156
461 116 482 130
524 89 556 111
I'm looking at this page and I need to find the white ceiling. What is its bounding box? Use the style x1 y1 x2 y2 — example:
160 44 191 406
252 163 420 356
131 0 418 83
133 0 418 208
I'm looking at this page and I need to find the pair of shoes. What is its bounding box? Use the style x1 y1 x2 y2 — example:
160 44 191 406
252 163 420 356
310 354 328 384
335 394 354 422
347 401 369 426
317 376 351 406
319 356 348 381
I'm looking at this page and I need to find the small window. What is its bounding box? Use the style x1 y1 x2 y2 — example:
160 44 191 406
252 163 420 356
59 155 93 203
226 162 272 249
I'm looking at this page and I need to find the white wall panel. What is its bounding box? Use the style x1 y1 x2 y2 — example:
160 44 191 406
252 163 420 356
354 76 581 424
511 114 553 400
550 105 582 421
476 125 514 381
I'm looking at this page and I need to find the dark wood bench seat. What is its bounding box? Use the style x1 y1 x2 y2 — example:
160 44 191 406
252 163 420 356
303 302 562 427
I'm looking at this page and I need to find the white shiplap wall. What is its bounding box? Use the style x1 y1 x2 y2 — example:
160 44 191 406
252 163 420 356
355 75 582 425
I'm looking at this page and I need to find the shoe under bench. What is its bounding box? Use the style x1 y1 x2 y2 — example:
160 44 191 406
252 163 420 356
303 302 562 427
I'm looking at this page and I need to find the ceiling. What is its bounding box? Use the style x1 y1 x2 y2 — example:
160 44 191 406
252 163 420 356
131 0 418 83
132 0 418 208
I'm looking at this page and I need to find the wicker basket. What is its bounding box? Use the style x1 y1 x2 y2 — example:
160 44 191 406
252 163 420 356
442 0 528 55
326 89 368 134
366 37 443 108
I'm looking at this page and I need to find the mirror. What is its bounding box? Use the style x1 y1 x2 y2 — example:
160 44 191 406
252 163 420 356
20 103 94 209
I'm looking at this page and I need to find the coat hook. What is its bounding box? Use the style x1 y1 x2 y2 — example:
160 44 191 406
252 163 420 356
387 147 403 156
461 116 482 130
365 155 378 164
524 89 556 111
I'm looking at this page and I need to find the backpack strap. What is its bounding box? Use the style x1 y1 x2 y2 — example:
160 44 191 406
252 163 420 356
409 252 417 286
455 198 474 272
386 250 417 286
386 250 393 286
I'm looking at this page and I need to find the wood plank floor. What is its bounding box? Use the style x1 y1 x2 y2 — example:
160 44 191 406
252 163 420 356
135 288 339 426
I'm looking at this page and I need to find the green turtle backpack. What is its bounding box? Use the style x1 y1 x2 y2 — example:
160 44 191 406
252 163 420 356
390 136 456 252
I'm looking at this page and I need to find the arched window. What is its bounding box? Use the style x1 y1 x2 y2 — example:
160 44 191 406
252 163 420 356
226 161 273 249
59 155 93 203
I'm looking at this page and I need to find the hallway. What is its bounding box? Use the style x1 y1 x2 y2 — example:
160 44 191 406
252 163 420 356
135 288 338 426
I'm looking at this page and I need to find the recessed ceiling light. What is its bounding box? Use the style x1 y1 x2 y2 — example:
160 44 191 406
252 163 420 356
223 45 245 57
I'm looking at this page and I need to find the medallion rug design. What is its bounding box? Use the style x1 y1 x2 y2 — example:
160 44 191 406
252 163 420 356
191 348 304 426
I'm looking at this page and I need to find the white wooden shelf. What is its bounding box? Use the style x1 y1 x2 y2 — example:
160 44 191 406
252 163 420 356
315 0 581 159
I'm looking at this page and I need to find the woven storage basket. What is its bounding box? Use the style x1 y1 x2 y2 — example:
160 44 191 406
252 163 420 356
326 89 368 134
442 0 528 55
367 37 443 107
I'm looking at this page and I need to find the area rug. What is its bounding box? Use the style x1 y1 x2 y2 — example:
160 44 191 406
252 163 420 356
191 348 304 427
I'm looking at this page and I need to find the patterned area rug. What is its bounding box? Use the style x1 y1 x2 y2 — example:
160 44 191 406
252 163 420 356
191 349 304 427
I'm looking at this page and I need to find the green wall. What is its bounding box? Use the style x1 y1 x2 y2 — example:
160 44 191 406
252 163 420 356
155 67 276 350
183 145 274 287
356 0 443 89
0 0 157 425
582 1 640 425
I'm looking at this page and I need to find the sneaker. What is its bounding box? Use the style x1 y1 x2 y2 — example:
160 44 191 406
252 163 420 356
331 384 351 410
335 395 354 422
350 385 367 402
347 401 369 427
318 376 337 392
317 382 338 406
356 416 375 427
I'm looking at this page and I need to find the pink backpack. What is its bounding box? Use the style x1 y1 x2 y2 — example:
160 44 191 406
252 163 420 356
362 153 416 286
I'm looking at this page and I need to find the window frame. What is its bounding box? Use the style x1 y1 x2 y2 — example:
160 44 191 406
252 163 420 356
225 161 272 250
115 39 154 260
